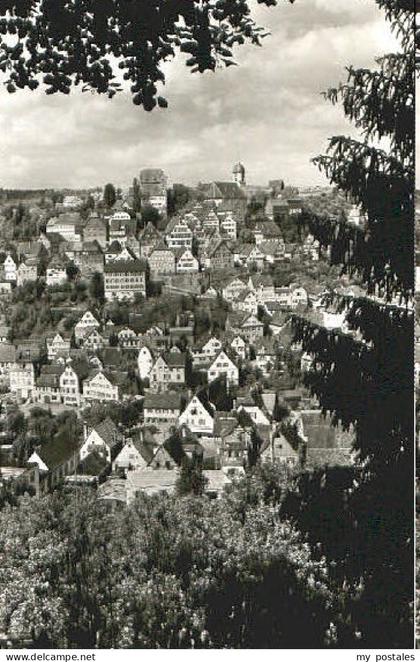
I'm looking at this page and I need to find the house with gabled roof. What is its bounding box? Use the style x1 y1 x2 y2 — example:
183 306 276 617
112 437 151 474
83 213 107 248
175 248 199 273
213 412 252 474
207 350 239 387
80 417 122 463
82 327 106 352
191 336 223 367
235 393 271 427
165 218 193 250
222 277 248 303
139 222 163 258
254 337 278 376
148 443 177 470
46 332 71 360
178 393 215 436
148 241 176 275
207 238 234 271
259 427 301 467
149 351 186 390
143 392 183 427
231 289 258 315
33 364 64 404
230 334 247 360
248 274 276 303
74 310 101 343
82 369 122 403
16 260 38 287
28 435 81 493
237 313 264 343
59 359 81 406
244 245 266 271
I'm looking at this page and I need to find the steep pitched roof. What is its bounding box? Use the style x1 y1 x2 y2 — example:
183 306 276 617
35 435 81 470
161 351 186 368
91 417 119 449
205 182 247 200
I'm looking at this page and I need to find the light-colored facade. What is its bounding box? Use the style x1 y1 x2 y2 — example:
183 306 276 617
137 346 154 380
104 260 147 302
74 311 101 342
178 395 214 435
47 333 71 360
207 351 239 387
175 249 199 273
83 371 120 403
59 363 80 406
16 262 38 287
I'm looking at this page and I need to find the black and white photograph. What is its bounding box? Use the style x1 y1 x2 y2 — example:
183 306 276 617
0 0 415 653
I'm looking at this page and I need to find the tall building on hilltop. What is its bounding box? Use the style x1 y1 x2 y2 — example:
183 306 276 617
139 168 168 217
232 162 246 186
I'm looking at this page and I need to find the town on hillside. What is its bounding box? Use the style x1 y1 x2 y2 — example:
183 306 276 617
0 164 363 503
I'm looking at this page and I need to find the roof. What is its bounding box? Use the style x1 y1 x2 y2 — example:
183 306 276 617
104 259 147 274
203 470 231 492
35 435 81 470
97 477 127 503
143 392 182 410
139 222 162 241
81 240 103 253
126 469 177 493
0 343 16 363
204 182 247 200
161 352 186 368
300 410 336 449
90 417 119 449
213 413 239 438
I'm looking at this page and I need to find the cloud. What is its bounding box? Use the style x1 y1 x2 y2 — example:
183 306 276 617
0 1 398 190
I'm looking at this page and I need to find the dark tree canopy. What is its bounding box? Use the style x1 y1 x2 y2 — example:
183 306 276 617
291 0 414 647
0 0 293 110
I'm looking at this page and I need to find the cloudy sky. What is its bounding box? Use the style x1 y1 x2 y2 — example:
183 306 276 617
0 0 398 190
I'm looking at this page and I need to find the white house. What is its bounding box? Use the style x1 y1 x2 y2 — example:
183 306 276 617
207 350 239 387
74 311 101 342
59 361 80 407
230 335 247 360
46 333 71 360
10 362 35 400
46 265 67 286
83 370 120 403
112 438 149 473
3 255 17 282
80 417 121 462
178 395 215 436
175 249 199 273
231 289 258 316
137 346 154 380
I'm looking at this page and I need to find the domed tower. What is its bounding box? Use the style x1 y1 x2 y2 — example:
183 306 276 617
232 162 246 186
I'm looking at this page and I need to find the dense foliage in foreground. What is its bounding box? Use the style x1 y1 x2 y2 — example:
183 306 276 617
0 464 405 650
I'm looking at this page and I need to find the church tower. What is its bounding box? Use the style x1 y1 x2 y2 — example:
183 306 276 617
232 162 246 186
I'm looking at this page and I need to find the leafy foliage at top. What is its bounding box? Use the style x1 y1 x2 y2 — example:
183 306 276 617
0 0 292 110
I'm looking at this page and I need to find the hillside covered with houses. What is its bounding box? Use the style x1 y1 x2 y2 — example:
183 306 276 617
0 165 358 505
